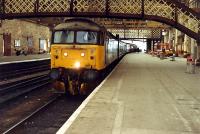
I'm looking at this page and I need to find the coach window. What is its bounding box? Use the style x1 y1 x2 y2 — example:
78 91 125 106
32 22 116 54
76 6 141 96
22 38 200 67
76 31 98 44
54 31 74 44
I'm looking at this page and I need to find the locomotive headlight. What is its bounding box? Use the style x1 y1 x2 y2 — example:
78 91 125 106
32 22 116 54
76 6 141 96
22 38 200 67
81 52 85 57
64 52 68 56
74 61 80 68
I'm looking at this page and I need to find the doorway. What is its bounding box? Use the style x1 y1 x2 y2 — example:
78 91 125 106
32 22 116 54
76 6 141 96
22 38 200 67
3 33 11 56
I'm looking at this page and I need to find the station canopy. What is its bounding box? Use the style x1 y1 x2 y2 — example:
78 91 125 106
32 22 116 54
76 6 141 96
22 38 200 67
24 17 170 39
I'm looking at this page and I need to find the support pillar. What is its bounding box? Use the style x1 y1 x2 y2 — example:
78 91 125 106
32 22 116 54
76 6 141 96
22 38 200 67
168 28 175 49
174 29 179 52
152 40 154 51
147 39 151 52
198 31 200 60
191 38 197 59
197 45 200 59
197 39 200 59
183 35 191 54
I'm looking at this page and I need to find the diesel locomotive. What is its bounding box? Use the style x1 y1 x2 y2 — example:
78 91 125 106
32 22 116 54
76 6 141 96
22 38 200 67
49 18 135 95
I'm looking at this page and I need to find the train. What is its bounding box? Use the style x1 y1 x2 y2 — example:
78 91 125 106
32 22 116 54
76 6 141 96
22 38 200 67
49 18 137 95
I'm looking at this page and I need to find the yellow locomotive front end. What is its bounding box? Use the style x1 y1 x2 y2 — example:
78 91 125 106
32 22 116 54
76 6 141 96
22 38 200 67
51 45 105 71
50 19 106 95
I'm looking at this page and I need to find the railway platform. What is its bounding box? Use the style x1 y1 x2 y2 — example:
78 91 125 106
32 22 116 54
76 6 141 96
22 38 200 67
0 54 50 65
57 53 200 134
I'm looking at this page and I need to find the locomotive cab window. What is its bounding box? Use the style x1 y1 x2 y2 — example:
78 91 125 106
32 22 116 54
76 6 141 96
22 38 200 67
53 30 74 44
76 31 98 44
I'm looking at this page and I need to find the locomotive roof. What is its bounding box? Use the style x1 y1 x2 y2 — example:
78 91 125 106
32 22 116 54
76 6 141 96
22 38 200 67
54 18 106 31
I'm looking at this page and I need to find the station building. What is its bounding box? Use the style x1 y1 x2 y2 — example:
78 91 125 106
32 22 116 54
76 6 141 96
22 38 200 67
0 19 50 56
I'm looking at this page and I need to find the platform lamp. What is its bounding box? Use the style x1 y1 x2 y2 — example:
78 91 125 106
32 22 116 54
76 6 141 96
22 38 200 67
162 29 167 36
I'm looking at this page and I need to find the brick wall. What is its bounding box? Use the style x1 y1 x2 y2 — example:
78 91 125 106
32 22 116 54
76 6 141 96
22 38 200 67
0 19 50 56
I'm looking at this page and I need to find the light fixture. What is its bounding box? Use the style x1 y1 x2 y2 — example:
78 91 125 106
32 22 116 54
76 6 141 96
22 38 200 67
64 52 68 56
74 61 80 68
162 29 167 36
81 52 85 57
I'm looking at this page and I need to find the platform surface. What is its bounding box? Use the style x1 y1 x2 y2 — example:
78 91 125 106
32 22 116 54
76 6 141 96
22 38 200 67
0 54 50 64
58 53 200 134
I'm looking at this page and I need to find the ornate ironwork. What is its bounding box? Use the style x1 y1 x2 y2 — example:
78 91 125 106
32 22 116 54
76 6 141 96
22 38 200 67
4 0 35 13
144 0 200 34
0 0 200 41
0 0 3 14
109 0 142 14
177 8 200 33
90 18 169 30
108 29 161 39
73 0 106 13
38 0 70 13
144 0 175 20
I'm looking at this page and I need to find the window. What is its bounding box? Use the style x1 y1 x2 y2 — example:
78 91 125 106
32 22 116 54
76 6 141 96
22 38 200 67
14 40 20 47
76 31 98 44
53 31 74 43
27 37 33 47
39 39 47 51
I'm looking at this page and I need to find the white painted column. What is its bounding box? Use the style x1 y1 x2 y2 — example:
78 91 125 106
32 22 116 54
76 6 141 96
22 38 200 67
197 46 200 59
191 38 197 59
169 29 175 49
174 29 179 52
163 31 169 43
183 35 191 54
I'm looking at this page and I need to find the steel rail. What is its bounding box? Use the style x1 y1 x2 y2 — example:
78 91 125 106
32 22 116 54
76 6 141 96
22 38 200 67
0 65 49 80
0 71 49 88
0 74 49 94
2 96 61 134
0 75 51 104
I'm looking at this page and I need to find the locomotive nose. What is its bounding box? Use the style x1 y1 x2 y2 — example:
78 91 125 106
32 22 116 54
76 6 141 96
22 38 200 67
61 48 96 69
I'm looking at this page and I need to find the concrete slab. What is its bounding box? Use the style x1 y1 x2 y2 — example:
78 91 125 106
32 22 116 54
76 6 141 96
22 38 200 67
57 53 200 134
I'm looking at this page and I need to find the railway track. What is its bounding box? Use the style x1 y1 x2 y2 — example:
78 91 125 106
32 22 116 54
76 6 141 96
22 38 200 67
1 57 121 133
0 59 50 80
2 96 60 134
0 73 51 104
0 57 121 134
3 95 85 134
0 65 49 80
